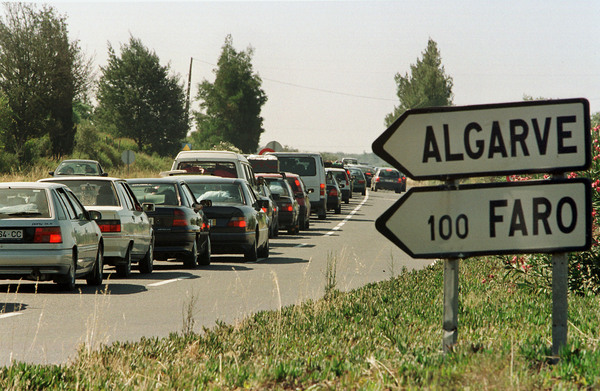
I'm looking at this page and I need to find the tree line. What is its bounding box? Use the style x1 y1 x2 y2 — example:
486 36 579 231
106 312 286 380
0 3 456 171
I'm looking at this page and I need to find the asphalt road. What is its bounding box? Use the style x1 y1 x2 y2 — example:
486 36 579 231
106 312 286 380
0 188 431 366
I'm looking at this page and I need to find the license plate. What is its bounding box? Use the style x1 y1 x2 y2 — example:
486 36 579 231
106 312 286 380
209 219 216 227
0 229 23 240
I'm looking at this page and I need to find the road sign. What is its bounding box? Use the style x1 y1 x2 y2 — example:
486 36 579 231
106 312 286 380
181 142 192 151
376 179 591 258
121 150 135 165
259 147 275 155
372 99 590 180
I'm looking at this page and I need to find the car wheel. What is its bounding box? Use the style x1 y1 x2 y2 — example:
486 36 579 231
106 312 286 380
335 205 341 214
116 246 132 278
344 198 349 204
138 235 154 274
184 237 199 268
273 220 279 237
318 207 327 220
86 244 104 286
198 235 211 266
362 189 366 196
57 252 77 291
244 231 258 262
257 235 269 258
304 217 310 230
373 185 378 192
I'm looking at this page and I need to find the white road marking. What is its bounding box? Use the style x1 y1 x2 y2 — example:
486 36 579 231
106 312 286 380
147 276 192 287
325 192 369 236
0 313 23 320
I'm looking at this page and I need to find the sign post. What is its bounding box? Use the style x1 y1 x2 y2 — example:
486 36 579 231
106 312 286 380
372 98 591 356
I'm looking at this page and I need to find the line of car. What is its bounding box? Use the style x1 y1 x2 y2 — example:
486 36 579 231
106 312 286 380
0 155 404 292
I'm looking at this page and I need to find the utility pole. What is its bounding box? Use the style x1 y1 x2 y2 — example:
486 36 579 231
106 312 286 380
185 57 193 116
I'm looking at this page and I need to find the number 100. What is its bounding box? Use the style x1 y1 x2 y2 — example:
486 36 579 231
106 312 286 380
427 214 469 241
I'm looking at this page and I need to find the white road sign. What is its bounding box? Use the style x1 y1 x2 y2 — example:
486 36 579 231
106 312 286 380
376 179 591 258
372 99 590 180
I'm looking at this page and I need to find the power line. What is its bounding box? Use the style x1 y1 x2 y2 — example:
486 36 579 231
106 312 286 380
190 57 396 102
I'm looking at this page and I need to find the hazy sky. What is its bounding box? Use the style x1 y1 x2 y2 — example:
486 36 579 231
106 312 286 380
50 1 600 154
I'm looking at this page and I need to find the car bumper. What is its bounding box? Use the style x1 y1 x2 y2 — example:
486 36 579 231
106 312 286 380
210 231 255 254
153 231 196 259
0 249 72 280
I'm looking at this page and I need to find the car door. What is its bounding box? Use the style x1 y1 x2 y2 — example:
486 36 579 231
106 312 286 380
116 181 150 257
57 188 97 269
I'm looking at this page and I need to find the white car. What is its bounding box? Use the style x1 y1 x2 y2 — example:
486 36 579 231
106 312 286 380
0 182 104 291
40 177 154 277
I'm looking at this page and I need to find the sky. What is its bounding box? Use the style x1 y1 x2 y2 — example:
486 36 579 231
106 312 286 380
47 1 600 155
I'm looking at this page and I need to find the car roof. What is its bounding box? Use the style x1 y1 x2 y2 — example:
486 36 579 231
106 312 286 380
0 182 67 190
127 177 187 184
326 167 347 172
40 176 124 183
175 150 248 161
172 176 245 185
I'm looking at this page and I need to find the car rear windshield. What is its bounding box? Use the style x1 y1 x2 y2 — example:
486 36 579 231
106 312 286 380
56 162 100 175
278 157 316 176
265 179 292 197
50 180 118 207
176 161 238 178
379 170 400 178
0 188 50 218
189 183 246 205
129 183 179 206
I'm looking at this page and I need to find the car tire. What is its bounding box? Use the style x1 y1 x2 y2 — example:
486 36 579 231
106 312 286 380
318 207 327 220
57 252 77 291
183 237 199 268
116 246 132 278
244 231 258 262
138 235 154 274
198 235 211 266
257 235 269 258
335 205 341 214
86 245 104 286
304 217 310 229
361 189 366 196
372 185 377 192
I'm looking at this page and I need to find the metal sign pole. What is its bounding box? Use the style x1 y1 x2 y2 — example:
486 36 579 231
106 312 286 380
442 179 459 353
552 172 568 357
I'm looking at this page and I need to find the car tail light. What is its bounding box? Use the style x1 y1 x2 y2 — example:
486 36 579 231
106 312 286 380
261 207 268 213
320 183 325 196
329 188 338 197
282 203 293 212
358 180 365 184
375 177 380 182
172 210 188 226
294 179 301 189
227 217 247 228
34 227 62 243
398 177 406 183
97 219 121 233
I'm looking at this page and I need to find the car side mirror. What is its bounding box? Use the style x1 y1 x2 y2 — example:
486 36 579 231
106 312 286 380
101 172 108 177
48 171 54 176
306 188 314 194
88 210 102 221
142 202 155 213
200 199 212 208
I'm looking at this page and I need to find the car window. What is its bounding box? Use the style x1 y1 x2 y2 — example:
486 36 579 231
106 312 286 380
50 180 119 207
180 184 197 207
266 179 291 197
56 162 100 176
278 157 316 176
115 182 135 210
192 183 246 205
0 188 51 218
55 189 77 219
129 183 180 206
176 161 238 178
64 190 87 219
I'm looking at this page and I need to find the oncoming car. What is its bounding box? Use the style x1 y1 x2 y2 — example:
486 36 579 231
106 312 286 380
50 159 107 177
0 182 103 291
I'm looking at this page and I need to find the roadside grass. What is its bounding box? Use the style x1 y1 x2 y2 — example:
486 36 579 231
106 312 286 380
2 256 600 389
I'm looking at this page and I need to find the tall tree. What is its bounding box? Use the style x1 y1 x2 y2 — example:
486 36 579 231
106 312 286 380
385 39 453 126
96 37 189 156
193 35 267 153
0 3 91 160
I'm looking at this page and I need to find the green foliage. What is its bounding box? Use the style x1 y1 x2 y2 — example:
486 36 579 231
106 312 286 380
385 38 453 126
194 34 267 154
96 36 189 157
3 259 600 388
0 3 91 160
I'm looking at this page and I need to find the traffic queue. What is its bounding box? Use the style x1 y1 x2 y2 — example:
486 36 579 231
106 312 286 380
0 152 385 291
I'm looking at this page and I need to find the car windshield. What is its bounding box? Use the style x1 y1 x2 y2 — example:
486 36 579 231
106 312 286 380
0 188 50 218
265 179 291 197
129 183 179 206
189 183 246 205
50 180 118 207
278 157 316 176
333 172 347 183
176 161 238 178
56 162 100 176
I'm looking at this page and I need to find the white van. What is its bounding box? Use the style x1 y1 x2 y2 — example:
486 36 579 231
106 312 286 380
171 150 257 189
267 152 327 219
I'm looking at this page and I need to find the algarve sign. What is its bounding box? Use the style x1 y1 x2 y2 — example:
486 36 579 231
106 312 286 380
372 99 590 180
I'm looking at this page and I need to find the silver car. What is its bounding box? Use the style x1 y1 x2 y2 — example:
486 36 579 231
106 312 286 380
40 177 154 278
0 182 103 291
